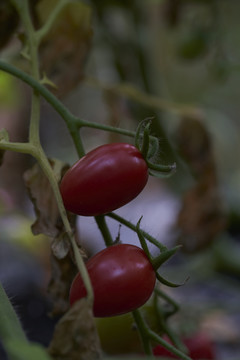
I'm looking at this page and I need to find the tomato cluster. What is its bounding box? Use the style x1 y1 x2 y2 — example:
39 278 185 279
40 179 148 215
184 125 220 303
70 244 156 317
60 143 149 216
60 142 156 316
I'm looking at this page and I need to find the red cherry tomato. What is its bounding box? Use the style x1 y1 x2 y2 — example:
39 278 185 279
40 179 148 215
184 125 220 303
184 333 215 360
60 143 149 216
69 244 156 317
153 333 215 359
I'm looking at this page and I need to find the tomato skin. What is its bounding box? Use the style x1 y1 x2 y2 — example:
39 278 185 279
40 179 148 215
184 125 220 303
153 333 215 359
69 244 156 317
60 143 149 216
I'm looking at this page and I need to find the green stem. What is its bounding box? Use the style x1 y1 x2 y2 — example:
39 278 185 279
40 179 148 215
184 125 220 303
2 1 93 303
107 212 168 252
0 141 35 154
148 330 192 360
154 288 179 316
153 293 187 353
95 215 114 247
132 310 153 356
35 148 94 305
0 61 135 143
14 0 41 147
74 117 135 138
35 0 69 44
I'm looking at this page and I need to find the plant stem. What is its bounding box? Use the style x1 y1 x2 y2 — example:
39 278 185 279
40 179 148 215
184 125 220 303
132 309 153 356
107 212 168 251
17 0 41 146
35 0 69 44
148 330 192 360
0 141 35 154
95 215 114 247
35 148 94 305
6 1 93 304
85 77 202 118
0 61 135 141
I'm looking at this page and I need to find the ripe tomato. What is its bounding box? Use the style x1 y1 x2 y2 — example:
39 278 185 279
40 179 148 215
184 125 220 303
60 143 149 216
153 333 215 359
69 244 156 317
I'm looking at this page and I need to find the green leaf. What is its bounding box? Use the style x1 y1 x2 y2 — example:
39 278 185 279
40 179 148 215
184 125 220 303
4 340 52 360
0 283 26 343
0 284 50 360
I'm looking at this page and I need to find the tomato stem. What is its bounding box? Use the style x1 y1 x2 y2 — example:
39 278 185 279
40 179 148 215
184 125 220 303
136 217 151 258
154 288 180 317
153 292 188 354
35 0 69 44
140 120 152 159
148 330 192 360
95 215 114 247
107 212 168 252
132 310 153 356
6 0 94 307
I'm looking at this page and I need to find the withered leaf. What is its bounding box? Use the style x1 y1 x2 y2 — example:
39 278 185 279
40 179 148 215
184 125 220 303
23 158 75 259
47 250 77 317
37 0 93 97
175 116 227 252
48 298 102 360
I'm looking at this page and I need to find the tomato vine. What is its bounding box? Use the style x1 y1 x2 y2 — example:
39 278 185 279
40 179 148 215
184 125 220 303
0 1 193 360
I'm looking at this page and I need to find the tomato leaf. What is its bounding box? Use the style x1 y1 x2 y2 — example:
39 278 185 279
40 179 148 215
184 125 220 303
4 339 52 360
0 283 51 360
37 0 93 97
0 283 26 343
48 298 102 360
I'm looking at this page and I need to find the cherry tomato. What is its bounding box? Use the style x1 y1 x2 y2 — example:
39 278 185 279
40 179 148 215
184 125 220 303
69 244 156 317
60 143 149 216
153 333 215 359
184 333 216 360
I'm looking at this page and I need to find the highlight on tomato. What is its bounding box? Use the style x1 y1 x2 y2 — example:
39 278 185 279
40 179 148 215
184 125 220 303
60 143 149 216
69 243 156 317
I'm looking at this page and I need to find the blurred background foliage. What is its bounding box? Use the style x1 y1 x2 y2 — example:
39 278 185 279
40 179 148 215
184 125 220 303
1 0 240 359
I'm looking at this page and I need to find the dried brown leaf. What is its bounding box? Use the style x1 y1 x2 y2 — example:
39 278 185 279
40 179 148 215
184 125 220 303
47 250 77 317
48 298 102 360
175 117 227 252
23 159 75 259
37 0 93 97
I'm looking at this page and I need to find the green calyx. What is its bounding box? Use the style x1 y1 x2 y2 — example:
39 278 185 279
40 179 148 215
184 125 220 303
134 118 176 178
136 218 187 288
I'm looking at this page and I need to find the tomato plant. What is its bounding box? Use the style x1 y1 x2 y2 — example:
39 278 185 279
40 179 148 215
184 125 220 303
60 142 149 216
153 333 216 359
69 243 156 317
